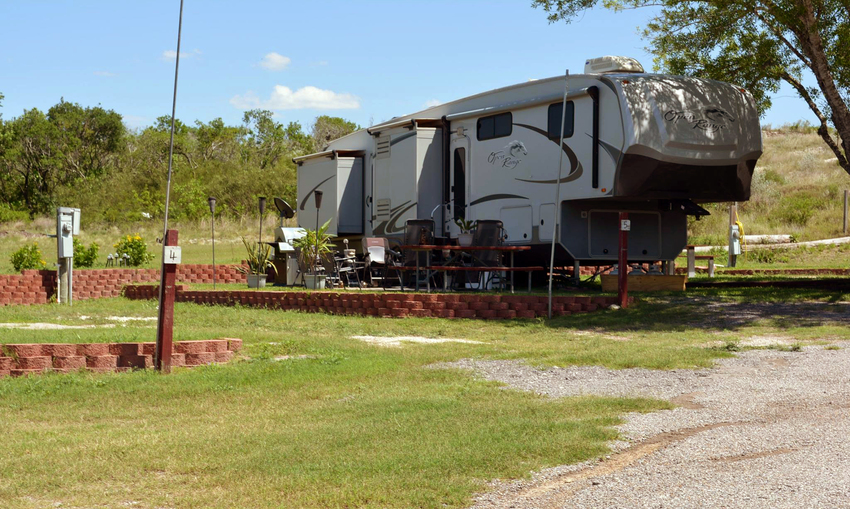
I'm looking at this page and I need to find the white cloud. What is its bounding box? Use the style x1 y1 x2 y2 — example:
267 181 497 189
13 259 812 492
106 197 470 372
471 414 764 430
230 85 360 110
93 71 116 77
423 99 442 108
311 60 329 67
259 52 291 71
122 115 151 130
162 49 201 60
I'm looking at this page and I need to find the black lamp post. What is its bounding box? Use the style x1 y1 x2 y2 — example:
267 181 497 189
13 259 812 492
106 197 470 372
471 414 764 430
313 190 323 274
208 197 217 289
258 196 267 256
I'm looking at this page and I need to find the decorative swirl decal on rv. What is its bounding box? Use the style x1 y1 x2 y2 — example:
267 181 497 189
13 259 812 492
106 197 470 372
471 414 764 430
664 107 736 133
469 194 529 206
299 175 334 210
372 202 417 235
512 123 584 184
487 140 528 170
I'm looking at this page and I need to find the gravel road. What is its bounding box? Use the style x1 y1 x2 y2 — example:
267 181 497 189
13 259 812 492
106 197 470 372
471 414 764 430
446 343 850 508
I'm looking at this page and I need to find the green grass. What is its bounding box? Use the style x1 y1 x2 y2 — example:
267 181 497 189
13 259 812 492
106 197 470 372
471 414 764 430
1 287 849 507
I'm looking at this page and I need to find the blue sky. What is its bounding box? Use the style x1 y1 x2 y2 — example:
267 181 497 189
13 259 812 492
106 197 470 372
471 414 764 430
1 1 814 131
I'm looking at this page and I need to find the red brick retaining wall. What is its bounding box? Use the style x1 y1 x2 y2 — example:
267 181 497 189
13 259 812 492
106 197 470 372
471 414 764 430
0 265 246 306
124 285 628 319
0 338 242 378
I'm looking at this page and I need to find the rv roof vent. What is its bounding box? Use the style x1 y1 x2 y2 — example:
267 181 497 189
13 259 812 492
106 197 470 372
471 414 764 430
584 56 644 74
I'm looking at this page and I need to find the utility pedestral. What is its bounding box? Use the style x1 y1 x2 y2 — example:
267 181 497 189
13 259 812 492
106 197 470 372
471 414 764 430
728 202 739 267
56 207 80 304
155 230 181 373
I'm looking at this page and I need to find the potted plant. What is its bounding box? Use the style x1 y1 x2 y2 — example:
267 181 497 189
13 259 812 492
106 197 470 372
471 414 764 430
291 219 334 290
454 217 478 247
237 237 277 288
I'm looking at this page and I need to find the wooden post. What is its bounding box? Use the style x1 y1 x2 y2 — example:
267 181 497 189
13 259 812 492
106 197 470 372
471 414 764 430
618 212 629 308
687 246 696 278
155 229 178 373
843 190 848 235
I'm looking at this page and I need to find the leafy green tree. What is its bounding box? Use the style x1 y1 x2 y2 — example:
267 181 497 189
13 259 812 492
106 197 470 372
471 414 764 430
241 109 312 168
533 0 850 177
47 99 125 180
311 115 359 151
1 109 62 216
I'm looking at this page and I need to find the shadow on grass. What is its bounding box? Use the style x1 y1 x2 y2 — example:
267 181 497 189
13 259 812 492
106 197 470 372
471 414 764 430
543 288 850 333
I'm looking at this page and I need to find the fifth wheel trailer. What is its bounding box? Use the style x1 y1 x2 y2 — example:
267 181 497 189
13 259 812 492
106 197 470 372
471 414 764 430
293 56 763 267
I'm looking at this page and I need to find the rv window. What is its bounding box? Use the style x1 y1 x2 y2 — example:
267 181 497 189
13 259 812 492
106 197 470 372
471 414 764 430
547 101 575 139
477 112 512 141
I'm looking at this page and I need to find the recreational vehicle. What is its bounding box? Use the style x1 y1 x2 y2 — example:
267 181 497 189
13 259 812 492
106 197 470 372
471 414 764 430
294 56 762 269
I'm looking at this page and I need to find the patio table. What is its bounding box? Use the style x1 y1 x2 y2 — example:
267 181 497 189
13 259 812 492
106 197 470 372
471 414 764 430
399 245 535 293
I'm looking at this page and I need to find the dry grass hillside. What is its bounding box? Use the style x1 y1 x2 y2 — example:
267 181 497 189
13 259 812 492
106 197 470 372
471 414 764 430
689 127 850 245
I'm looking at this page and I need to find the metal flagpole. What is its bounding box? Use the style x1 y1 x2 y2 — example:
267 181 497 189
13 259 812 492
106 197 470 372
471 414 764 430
155 0 185 371
548 70 569 319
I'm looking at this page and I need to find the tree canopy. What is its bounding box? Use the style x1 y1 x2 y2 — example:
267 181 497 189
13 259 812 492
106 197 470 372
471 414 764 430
0 97 358 221
534 0 850 177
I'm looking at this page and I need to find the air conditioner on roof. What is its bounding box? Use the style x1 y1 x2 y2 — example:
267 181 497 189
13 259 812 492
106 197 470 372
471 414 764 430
585 56 644 74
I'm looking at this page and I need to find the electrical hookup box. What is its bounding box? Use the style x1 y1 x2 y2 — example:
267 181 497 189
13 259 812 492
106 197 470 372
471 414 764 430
56 207 81 258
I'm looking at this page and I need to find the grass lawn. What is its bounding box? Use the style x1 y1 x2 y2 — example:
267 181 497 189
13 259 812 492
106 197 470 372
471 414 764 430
1 287 849 508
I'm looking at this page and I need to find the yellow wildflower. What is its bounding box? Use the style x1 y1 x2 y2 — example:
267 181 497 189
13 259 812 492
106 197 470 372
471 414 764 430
134 235 142 241
41 260 46 265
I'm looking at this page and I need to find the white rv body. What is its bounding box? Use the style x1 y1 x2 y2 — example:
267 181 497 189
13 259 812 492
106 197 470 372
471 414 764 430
294 62 762 266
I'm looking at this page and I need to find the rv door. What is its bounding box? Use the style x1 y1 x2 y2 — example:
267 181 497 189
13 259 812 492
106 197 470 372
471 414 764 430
449 134 470 236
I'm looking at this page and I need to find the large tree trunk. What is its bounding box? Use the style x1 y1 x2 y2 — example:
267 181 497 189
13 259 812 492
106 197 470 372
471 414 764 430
798 0 850 176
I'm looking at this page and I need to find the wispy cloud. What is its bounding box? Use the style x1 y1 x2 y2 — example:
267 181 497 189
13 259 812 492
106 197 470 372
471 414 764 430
423 99 442 108
122 115 151 130
311 60 329 67
93 71 117 77
259 52 291 71
162 49 201 61
230 85 360 110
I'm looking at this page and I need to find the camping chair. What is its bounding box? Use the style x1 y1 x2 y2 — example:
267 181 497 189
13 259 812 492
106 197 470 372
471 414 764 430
362 237 404 289
472 220 506 290
403 219 436 289
330 249 363 289
320 252 342 289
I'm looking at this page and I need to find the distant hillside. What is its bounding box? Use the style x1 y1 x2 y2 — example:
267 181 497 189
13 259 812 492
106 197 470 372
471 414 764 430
689 126 850 245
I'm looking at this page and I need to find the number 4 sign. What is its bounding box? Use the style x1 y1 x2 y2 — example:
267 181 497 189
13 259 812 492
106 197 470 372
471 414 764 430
163 246 182 264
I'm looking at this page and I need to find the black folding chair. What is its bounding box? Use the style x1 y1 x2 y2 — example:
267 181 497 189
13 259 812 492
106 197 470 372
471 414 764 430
403 219 436 289
472 220 506 290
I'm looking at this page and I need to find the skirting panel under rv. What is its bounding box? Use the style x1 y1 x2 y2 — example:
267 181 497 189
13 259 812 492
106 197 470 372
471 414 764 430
559 200 687 263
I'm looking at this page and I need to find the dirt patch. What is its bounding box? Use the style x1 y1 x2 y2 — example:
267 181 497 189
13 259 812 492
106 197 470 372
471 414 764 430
0 322 114 330
352 335 483 347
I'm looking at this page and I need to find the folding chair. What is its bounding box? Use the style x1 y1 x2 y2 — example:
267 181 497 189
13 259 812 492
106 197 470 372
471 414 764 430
362 237 404 289
472 220 506 290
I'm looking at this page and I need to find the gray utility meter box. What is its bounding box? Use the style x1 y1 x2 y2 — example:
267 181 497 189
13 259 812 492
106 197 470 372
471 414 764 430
57 207 81 258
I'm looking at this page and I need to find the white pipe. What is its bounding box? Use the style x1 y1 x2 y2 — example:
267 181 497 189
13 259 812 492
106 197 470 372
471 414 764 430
548 70 569 319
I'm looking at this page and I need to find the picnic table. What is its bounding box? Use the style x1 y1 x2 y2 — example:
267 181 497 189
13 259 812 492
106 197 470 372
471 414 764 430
399 245 542 293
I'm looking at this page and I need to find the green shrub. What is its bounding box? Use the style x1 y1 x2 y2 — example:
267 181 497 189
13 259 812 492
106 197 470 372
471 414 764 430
114 234 153 267
10 243 47 271
73 238 100 268
0 203 30 223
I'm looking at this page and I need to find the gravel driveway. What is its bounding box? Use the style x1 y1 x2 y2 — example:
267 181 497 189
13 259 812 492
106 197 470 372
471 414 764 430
446 343 850 508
